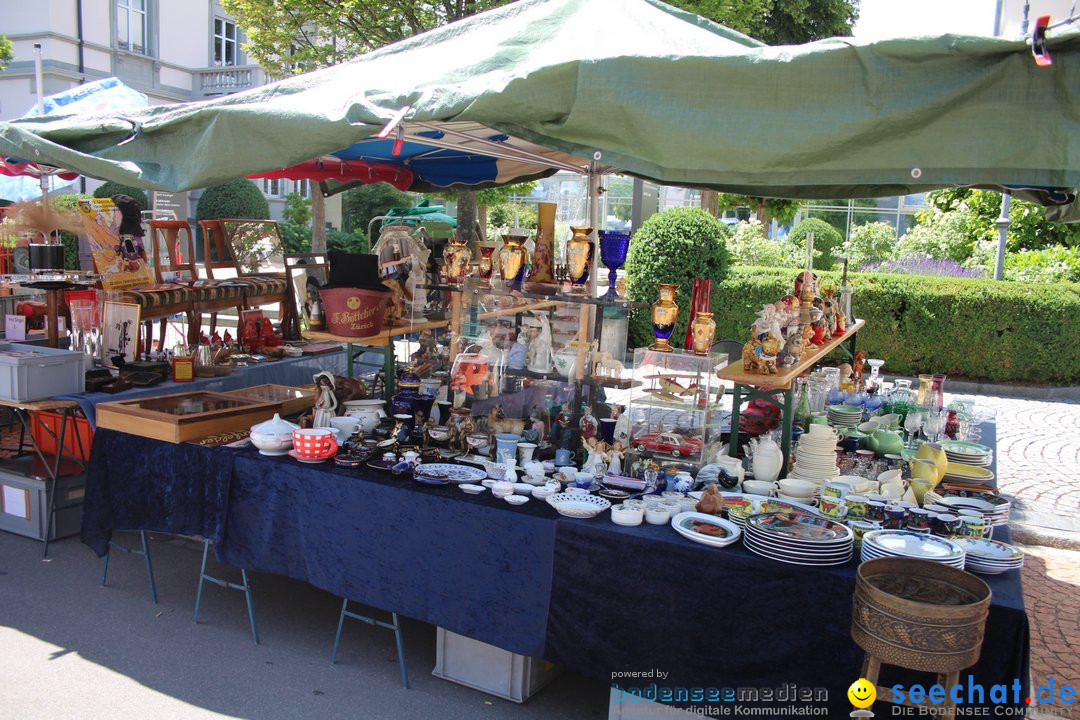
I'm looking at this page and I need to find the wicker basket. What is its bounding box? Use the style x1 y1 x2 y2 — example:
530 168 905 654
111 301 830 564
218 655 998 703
852 558 992 673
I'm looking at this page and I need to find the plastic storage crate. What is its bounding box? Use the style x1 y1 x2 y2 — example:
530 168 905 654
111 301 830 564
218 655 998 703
432 628 562 703
0 342 84 402
0 463 85 542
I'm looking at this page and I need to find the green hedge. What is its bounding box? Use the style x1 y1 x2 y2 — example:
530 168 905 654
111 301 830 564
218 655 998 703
650 266 1079 385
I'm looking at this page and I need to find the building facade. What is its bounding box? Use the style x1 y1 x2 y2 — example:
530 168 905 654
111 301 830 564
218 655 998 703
0 0 340 225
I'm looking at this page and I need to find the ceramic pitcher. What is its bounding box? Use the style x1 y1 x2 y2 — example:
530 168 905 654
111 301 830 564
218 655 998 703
916 442 948 485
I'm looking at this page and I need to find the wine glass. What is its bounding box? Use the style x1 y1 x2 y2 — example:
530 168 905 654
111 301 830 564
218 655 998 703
904 411 924 450
597 231 630 300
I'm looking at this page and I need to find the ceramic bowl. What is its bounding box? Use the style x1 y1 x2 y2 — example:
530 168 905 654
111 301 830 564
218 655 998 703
486 463 506 480
611 504 644 526
742 480 774 496
491 481 514 498
249 413 300 456
532 485 557 499
777 477 817 497
504 494 530 505
645 507 671 525
481 479 498 489
426 425 452 443
512 482 534 496
459 483 486 494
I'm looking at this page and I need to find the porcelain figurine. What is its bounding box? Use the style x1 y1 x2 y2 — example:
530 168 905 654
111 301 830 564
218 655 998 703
550 403 574 450
578 403 598 441
312 371 338 428
610 403 631 446
742 333 781 374
526 315 554 374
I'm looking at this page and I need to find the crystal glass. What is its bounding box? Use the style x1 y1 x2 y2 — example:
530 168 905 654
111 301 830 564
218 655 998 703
904 410 924 450
888 378 915 406
865 359 885 393
597 230 630 300
923 409 946 444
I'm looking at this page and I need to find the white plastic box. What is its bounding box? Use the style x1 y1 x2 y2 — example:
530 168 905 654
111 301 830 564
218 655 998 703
432 627 563 703
0 342 84 402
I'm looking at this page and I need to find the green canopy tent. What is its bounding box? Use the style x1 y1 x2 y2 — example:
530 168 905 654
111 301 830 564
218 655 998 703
1 0 1079 208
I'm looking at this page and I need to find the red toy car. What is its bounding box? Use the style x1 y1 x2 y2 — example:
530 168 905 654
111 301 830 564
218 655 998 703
632 432 703 457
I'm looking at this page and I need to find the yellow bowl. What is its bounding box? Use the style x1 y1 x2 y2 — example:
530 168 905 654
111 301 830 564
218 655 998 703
944 462 995 481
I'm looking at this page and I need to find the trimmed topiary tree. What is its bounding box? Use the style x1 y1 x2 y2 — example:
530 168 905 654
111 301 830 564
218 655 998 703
196 178 270 222
788 217 843 270
626 207 732 348
92 181 149 210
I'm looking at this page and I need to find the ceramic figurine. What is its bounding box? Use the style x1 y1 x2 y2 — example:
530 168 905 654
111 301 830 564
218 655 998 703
487 405 526 447
578 403 598 441
565 226 594 294
793 270 818 298
507 333 528 370
753 304 783 341
610 403 631 446
551 403 574 449
776 331 803 368
649 283 680 352
742 333 781 374
526 315 554 374
312 371 338 428
853 350 867 391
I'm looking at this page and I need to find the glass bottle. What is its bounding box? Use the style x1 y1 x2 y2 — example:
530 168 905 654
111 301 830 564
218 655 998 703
794 377 812 431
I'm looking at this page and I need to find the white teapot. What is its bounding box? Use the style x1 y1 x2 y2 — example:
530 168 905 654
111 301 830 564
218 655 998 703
750 433 784 484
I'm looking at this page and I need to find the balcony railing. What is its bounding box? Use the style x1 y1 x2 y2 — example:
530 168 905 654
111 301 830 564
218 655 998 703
194 65 270 96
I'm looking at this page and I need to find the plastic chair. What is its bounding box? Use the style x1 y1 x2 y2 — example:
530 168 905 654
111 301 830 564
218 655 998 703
330 598 408 689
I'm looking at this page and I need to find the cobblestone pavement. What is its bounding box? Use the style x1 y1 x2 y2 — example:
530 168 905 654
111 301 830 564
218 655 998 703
1019 544 1080 718
947 392 1080 533
947 392 1080 719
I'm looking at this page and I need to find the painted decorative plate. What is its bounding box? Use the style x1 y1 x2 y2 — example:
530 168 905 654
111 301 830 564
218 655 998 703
747 512 851 542
413 463 485 484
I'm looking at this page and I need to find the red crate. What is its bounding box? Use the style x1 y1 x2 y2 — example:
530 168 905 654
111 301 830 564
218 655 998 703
29 410 93 462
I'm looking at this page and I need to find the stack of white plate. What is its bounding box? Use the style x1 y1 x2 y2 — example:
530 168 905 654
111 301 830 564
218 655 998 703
826 405 863 428
743 512 853 566
923 488 1011 526
952 537 1025 574
670 512 742 548
790 432 840 483
940 440 994 467
859 530 965 568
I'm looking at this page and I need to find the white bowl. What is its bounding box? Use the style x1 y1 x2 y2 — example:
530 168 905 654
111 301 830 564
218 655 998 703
504 494 530 505
481 479 497 489
512 482 534 496
611 505 644 526
532 486 557 499
778 477 818 496
491 481 514 498
459 484 486 494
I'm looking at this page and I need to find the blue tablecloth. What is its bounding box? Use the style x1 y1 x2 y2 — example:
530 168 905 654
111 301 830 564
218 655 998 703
79 424 1029 715
55 350 347 426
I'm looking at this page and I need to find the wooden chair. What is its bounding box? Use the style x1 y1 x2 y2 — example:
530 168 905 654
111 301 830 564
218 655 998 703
198 219 293 339
148 219 246 344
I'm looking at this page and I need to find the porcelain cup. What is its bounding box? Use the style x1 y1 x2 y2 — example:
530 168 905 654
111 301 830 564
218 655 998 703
517 442 537 464
848 520 879 547
877 468 903 486
777 477 817 497
884 504 909 529
907 507 933 530
329 416 360 438
292 428 338 460
824 481 853 499
879 482 906 501
959 514 991 538
554 448 576 466
808 424 838 438
934 513 962 536
865 500 887 522
574 472 595 489
742 480 774 496
819 495 847 518
845 494 868 519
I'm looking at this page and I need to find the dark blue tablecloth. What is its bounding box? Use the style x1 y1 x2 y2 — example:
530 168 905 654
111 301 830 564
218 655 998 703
218 454 555 656
81 429 237 557
80 422 1029 714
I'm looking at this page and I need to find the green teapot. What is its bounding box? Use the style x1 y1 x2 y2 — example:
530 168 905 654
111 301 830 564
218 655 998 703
866 427 905 457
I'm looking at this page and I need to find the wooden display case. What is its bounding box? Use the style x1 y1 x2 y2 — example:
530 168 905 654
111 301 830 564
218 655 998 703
96 391 280 443
223 384 316 417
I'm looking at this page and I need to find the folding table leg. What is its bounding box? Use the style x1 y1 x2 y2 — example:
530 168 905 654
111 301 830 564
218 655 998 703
101 530 158 604
331 598 408 689
194 539 259 645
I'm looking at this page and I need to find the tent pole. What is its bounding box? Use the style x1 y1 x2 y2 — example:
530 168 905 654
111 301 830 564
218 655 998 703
994 192 1011 280
33 43 49 209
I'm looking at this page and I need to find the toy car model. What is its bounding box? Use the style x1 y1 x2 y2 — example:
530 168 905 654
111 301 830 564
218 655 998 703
632 432 703 457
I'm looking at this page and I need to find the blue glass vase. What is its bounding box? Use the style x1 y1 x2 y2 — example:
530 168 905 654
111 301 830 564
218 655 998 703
598 230 630 300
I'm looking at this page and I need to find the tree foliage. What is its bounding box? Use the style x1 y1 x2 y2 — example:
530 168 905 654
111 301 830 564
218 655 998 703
93 181 149 210
195 179 270 222
341 182 414 234
843 222 897 268
923 188 1080 254
225 0 859 76
625 207 732 347
0 36 14 72
787 217 843 269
